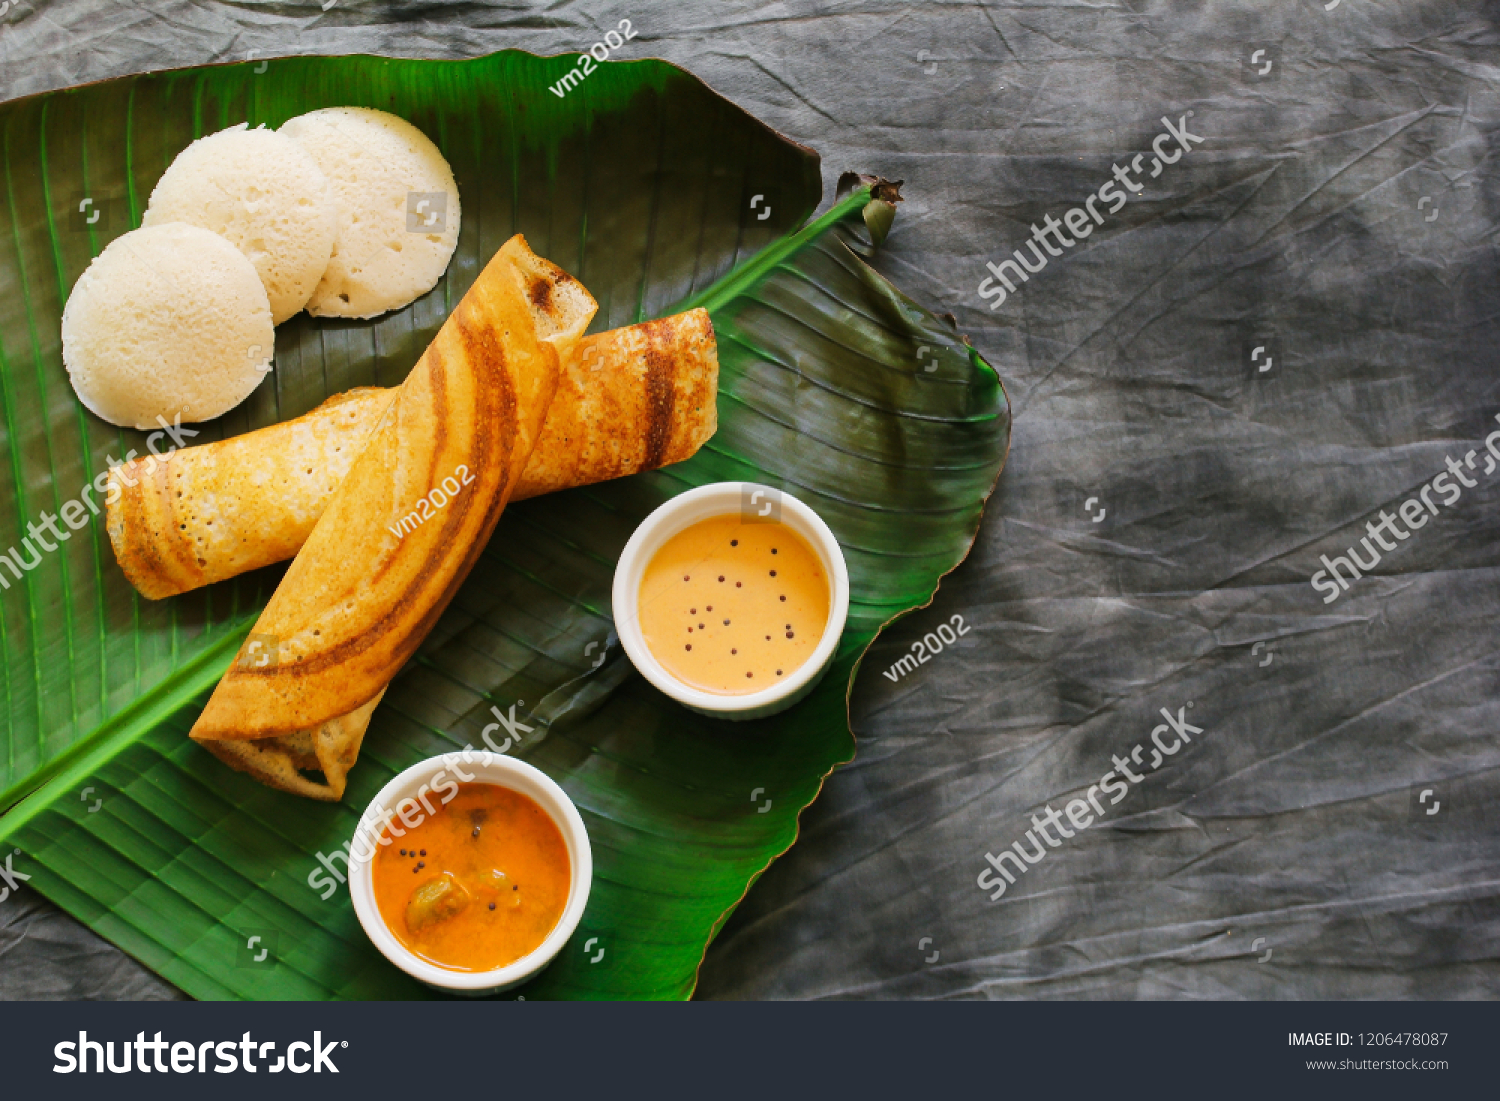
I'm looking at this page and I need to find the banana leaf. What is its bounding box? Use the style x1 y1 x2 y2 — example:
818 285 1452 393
0 52 1009 999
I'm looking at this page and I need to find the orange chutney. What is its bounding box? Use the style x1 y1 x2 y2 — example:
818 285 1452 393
372 783 571 973
639 515 830 695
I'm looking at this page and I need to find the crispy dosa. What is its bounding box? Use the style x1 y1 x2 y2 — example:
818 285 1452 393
106 310 719 600
191 234 594 799
200 689 385 801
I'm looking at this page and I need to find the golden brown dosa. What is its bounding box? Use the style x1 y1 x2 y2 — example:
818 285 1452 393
106 310 718 600
198 689 385 801
190 234 593 799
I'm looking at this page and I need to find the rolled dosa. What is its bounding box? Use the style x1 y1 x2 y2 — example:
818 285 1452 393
192 234 593 799
202 688 385 802
106 309 719 600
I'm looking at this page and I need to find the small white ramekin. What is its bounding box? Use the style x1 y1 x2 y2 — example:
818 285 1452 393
611 482 850 721
348 752 592 996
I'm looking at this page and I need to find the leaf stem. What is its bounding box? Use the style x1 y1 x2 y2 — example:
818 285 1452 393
673 186 873 316
0 625 249 836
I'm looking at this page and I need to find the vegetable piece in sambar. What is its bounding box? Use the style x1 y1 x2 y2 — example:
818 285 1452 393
373 783 570 972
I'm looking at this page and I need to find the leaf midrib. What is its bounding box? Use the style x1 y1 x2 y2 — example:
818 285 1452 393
0 626 248 837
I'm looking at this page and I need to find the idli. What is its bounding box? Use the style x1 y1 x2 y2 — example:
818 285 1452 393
279 107 460 319
61 224 275 429
143 124 336 324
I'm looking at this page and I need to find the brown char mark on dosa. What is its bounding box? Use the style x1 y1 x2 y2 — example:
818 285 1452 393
641 318 678 471
121 458 197 595
236 301 517 682
363 303 518 673
113 474 161 590
399 309 523 663
528 276 552 312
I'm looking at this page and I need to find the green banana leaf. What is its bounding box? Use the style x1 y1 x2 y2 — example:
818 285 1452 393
0 51 1009 999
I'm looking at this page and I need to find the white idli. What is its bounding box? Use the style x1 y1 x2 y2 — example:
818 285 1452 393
61 224 275 429
143 123 336 324
279 107 461 319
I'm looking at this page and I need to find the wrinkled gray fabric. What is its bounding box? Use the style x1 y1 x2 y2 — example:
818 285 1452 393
2 0 1498 1001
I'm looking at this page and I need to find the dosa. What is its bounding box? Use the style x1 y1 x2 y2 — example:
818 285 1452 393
190 235 592 799
106 310 718 599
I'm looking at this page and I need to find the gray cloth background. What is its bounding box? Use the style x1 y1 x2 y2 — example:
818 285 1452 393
2 0 1498 1000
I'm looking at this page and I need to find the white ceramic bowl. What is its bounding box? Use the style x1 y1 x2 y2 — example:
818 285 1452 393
611 482 850 720
348 751 592 996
